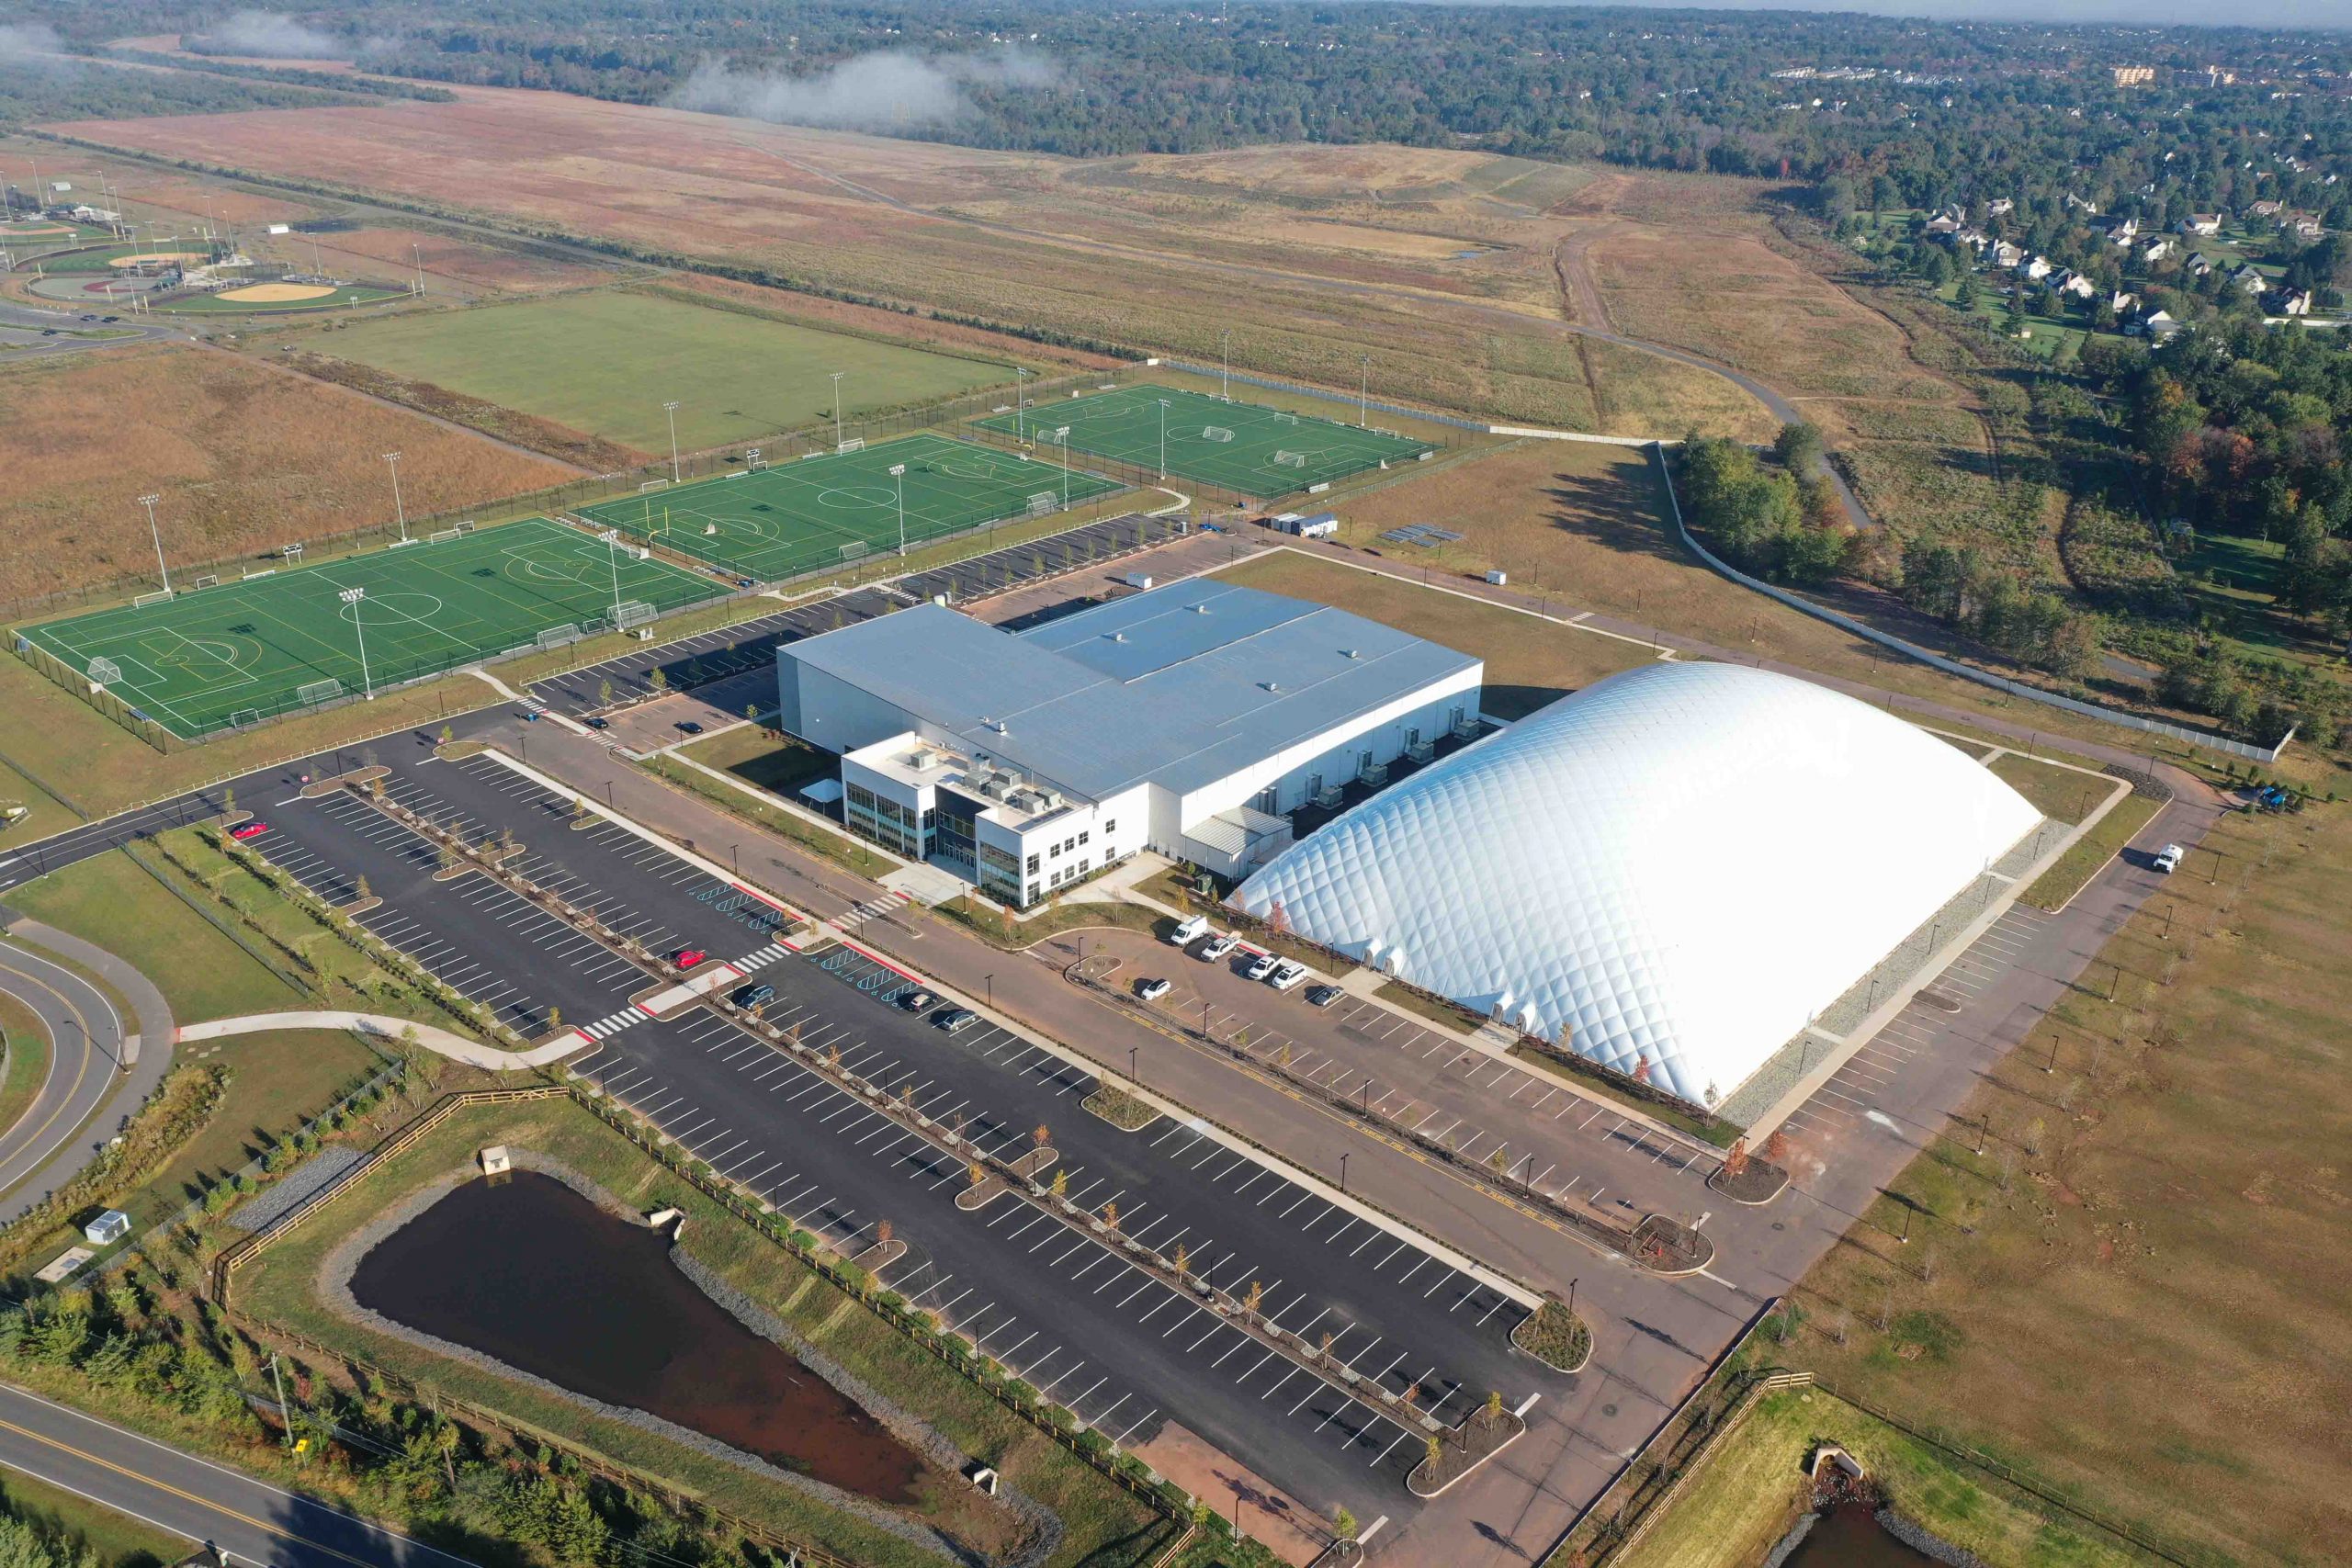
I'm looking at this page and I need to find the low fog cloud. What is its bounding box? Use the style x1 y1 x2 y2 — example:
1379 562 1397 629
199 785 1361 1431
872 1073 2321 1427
0 23 74 68
208 10 352 61
668 48 1057 133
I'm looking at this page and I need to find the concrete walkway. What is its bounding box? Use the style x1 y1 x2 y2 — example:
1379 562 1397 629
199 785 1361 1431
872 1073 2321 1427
176 1010 588 1068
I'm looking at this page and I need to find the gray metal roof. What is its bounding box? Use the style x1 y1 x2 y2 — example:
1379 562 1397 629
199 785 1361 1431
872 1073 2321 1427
780 581 1479 802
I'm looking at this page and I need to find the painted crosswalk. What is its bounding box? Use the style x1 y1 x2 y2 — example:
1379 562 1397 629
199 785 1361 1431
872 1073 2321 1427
580 1005 650 1039
732 942 792 972
839 892 911 928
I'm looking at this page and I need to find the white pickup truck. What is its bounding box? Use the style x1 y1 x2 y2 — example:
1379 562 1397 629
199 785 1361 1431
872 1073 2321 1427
2154 843 2184 874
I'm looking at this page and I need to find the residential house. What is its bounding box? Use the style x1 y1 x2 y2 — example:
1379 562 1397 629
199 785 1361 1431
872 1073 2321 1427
2246 198 2285 219
1952 227 1991 252
2285 215 2324 241
2017 254 2053 281
2179 213 2223 236
2230 264 2268 294
1923 214 1961 237
2055 271 2098 300
1991 240 2026 269
2135 308 2183 340
2063 192 2100 215
1985 197 2016 218
2186 255 2214 278
2274 288 2314 317
2142 236 2176 264
2108 289 2139 315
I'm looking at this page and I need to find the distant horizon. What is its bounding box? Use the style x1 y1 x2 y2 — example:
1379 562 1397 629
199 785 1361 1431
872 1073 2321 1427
1363 0 2352 26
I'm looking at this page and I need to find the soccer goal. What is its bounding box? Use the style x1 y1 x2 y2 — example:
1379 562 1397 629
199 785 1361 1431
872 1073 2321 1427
537 623 583 651
133 589 175 608
453 520 477 534
639 479 671 493
839 541 870 564
1027 491 1058 517
1203 426 1236 444
86 656 121 686
229 708 262 730
1272 450 1308 469
837 437 866 456
297 677 344 706
612 600 656 631
192 574 220 590
242 567 277 581
1272 411 1299 424
428 527 461 545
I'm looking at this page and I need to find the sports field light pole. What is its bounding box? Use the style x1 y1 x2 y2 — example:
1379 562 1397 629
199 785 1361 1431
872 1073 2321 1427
339 587 375 700
380 451 408 543
1359 355 1371 427
1157 399 1171 479
138 493 171 593
889 464 908 557
1219 331 1232 400
1015 367 1030 443
830 372 846 449
1052 427 1070 504
662 401 682 484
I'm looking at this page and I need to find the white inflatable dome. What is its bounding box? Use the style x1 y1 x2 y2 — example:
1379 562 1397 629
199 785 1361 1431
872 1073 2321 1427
1234 661 2041 1107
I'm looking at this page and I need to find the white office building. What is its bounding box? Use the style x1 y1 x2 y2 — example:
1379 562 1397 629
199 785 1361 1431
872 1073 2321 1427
775 581 1483 908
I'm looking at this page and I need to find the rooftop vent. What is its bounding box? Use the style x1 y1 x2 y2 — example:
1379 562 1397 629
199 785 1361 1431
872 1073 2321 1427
1262 680 1280 693
1192 603 1211 614
1344 649 1361 660
1108 631 1127 642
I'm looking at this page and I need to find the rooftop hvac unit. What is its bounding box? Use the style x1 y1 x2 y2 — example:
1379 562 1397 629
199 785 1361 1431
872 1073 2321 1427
909 750 937 772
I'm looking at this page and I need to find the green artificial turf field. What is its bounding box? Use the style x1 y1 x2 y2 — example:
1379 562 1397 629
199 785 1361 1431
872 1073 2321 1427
973 384 1435 494
575 432 1124 582
21 517 723 739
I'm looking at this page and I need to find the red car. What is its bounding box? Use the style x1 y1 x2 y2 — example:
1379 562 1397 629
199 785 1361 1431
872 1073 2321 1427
673 948 707 969
231 821 268 840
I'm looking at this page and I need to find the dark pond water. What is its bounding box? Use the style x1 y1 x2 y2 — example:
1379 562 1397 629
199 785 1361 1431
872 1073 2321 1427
1781 1504 1940 1568
349 1171 929 1504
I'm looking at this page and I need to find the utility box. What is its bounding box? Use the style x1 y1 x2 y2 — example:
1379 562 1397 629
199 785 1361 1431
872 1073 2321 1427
1485 570 1509 587
479 1145 513 1176
84 1210 130 1247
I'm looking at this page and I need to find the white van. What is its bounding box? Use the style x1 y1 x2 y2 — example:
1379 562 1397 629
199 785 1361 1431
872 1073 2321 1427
1168 914 1210 946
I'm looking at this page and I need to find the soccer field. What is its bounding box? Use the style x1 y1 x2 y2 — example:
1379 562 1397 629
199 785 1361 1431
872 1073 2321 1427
973 385 1436 494
21 518 724 740
576 433 1125 582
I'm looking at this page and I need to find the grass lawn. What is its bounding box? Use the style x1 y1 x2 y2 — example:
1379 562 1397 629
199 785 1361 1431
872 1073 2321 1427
0 990 53 1146
306 291 1017 454
0 1467 183 1568
1931 280 2120 364
8 847 300 1023
1784 757 2352 1566
2019 793 2162 912
1212 548 1652 720
679 726 837 796
235 1093 1173 1568
0 750 80 840
1985 751 2110 824
641 751 888 877
141 1026 379 1219
1611 1388 2143 1568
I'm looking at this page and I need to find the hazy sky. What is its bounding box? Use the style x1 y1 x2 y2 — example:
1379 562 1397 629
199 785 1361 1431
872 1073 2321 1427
1439 0 2352 22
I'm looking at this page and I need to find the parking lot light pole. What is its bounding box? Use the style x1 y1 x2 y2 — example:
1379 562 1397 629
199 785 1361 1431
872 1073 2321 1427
339 587 374 699
983 973 993 1008
1128 1044 1137 1086
1339 1151 1348 1193
889 463 908 556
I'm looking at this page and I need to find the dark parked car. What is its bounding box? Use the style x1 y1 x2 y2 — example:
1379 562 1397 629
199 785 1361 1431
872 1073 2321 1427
730 982 775 1009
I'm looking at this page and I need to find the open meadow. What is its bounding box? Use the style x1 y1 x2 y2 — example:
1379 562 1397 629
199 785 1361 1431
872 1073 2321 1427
1787 761 2352 1566
297 288 1020 455
0 343 573 606
46 86 1772 440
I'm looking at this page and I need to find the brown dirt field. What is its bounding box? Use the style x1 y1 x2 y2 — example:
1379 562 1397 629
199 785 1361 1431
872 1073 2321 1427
219 281 334 301
1790 773 2352 1566
121 174 317 227
0 343 571 602
308 226 610 294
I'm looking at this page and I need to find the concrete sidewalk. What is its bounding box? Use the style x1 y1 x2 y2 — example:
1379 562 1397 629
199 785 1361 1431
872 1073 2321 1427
177 1010 587 1069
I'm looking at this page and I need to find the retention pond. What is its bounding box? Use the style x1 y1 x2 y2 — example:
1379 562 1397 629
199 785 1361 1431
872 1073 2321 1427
350 1170 929 1504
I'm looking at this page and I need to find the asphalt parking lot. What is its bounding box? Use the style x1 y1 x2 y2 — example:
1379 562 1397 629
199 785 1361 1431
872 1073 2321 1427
895 513 1183 607
232 749 1556 1526
1081 927 1725 1225
526 590 899 717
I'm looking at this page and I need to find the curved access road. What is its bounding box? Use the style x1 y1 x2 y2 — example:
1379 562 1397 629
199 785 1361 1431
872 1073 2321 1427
0 1380 481 1568
0 913 175 1223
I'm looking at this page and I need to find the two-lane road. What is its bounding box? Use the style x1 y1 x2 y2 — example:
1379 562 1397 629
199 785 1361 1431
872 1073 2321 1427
0 1382 477 1568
